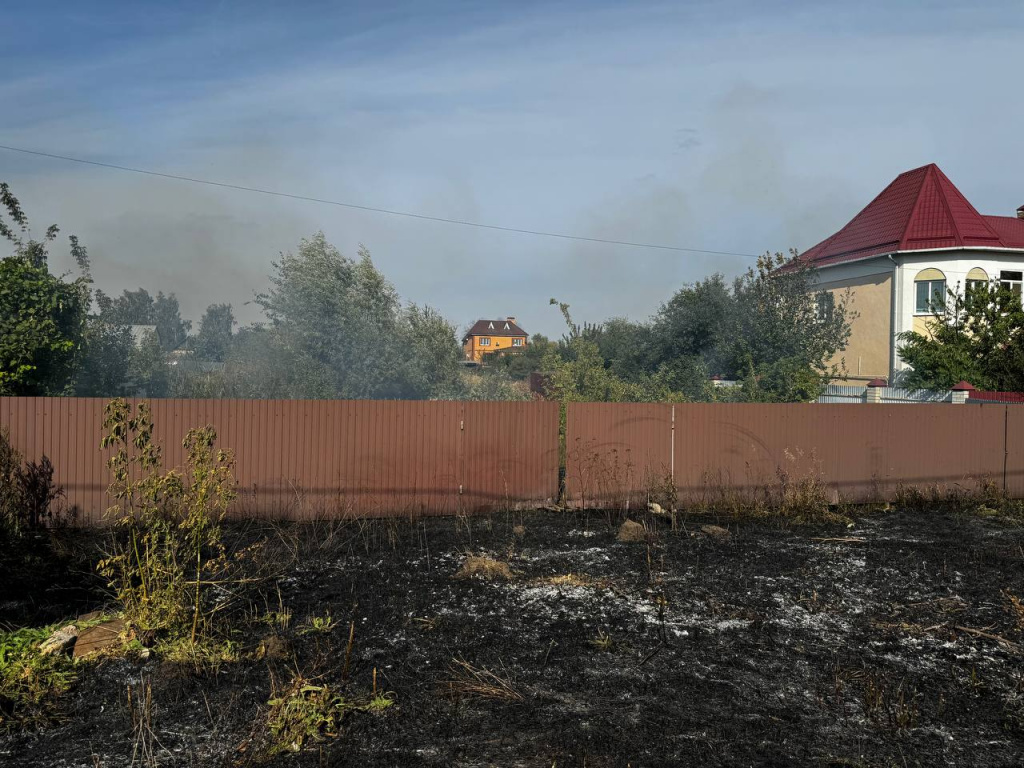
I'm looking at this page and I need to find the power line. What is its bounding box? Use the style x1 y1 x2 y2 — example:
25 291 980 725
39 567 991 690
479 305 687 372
0 143 760 258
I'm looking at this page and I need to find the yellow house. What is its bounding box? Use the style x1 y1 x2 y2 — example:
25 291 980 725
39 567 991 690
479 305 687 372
462 317 528 362
798 163 1024 383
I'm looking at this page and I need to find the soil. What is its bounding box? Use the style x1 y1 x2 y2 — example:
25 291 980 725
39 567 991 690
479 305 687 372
3 507 1024 767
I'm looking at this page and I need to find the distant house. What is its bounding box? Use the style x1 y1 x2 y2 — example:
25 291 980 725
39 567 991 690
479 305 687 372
462 317 527 362
797 163 1024 383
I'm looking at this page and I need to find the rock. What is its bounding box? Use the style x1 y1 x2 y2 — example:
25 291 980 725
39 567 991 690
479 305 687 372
76 610 104 623
73 618 125 658
701 524 731 540
647 502 673 518
512 525 526 537
39 625 78 656
617 519 647 543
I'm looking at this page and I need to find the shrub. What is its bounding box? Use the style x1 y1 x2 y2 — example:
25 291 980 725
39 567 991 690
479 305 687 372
0 428 68 538
97 399 236 642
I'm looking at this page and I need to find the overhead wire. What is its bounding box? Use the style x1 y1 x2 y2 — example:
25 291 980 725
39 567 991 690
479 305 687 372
0 143 761 258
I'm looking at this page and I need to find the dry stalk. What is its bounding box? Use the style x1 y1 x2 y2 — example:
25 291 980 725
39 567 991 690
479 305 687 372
443 657 524 702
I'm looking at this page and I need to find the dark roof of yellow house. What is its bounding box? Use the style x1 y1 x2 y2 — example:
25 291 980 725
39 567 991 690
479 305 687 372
463 319 527 340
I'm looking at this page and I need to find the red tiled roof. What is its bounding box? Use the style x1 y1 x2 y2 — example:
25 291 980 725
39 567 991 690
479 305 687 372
983 215 1024 248
463 319 527 340
799 164 1023 268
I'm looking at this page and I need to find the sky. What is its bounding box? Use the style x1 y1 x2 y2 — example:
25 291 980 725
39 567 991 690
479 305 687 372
2 0 1023 337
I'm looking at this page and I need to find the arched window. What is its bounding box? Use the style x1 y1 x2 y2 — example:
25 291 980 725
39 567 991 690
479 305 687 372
965 267 989 306
914 268 946 314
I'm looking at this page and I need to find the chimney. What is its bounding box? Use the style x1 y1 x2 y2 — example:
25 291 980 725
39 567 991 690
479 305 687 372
1017 205 1024 220
506 316 516 324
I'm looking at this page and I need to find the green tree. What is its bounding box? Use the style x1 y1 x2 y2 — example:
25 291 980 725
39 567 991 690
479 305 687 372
897 282 1024 391
192 303 235 362
485 333 558 380
242 233 464 400
641 252 853 402
650 274 733 371
94 288 190 351
0 183 90 395
719 253 852 401
74 320 134 396
541 299 686 403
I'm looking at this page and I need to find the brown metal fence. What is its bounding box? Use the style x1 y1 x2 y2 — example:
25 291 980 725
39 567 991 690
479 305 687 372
0 398 560 523
4 397 1023 522
566 402 1024 507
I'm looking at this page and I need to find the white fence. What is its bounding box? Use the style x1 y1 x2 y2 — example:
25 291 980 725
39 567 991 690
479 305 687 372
819 384 953 404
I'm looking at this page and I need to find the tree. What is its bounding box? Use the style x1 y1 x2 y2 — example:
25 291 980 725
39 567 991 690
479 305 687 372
639 252 853 402
485 333 558 380
719 253 853 401
897 282 1024 391
152 292 190 351
192 304 235 362
650 274 733 371
74 320 134 397
243 232 465 400
0 183 90 395
541 299 686 403
95 288 190 352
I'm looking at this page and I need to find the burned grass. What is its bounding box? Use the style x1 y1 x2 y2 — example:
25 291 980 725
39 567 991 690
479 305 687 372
1 506 1024 766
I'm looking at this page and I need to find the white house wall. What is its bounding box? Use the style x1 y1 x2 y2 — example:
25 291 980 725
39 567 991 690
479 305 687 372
893 250 1024 375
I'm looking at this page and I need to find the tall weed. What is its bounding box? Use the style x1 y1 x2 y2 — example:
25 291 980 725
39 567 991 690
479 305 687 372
98 399 236 642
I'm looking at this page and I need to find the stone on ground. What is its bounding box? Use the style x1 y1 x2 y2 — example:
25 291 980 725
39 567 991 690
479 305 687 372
39 625 78 656
701 524 731 539
617 519 647 542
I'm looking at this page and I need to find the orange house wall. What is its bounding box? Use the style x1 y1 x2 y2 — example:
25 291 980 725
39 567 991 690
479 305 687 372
463 335 527 362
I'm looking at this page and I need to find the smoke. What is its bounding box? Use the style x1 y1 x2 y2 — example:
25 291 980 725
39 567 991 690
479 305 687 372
4 1 1022 339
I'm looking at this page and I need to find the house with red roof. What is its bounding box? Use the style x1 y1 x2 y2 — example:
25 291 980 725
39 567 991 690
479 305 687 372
798 164 1024 383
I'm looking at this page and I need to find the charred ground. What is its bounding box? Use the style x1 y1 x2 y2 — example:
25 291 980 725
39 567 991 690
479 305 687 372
3 506 1024 767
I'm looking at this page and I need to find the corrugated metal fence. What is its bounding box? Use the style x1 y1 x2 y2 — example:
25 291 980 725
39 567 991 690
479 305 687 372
0 398 560 523
566 402 1024 507
4 397 1023 521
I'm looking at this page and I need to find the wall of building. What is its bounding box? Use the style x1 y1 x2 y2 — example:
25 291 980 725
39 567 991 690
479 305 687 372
463 335 527 362
893 250 1024 375
814 261 893 382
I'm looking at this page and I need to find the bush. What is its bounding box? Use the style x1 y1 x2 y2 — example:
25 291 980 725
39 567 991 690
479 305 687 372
97 399 236 642
0 428 68 538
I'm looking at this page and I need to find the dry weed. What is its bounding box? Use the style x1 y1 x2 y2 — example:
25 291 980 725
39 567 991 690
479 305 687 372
455 555 513 581
443 657 524 702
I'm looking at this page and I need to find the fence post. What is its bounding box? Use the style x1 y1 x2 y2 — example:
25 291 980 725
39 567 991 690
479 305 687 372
866 378 887 403
950 381 975 405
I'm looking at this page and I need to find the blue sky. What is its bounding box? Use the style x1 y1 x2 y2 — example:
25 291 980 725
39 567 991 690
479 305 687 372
2 0 1023 335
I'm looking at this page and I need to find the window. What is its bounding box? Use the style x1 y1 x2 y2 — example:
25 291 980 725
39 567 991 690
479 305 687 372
1000 270 1023 299
965 268 989 308
478 337 491 346
512 337 523 347
815 292 834 322
914 268 946 314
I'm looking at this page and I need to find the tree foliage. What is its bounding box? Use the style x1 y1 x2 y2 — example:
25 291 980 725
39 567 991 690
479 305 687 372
540 300 687 403
0 184 90 395
529 253 852 403
192 303 235 362
176 233 465 400
94 288 190 352
897 282 1024 391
